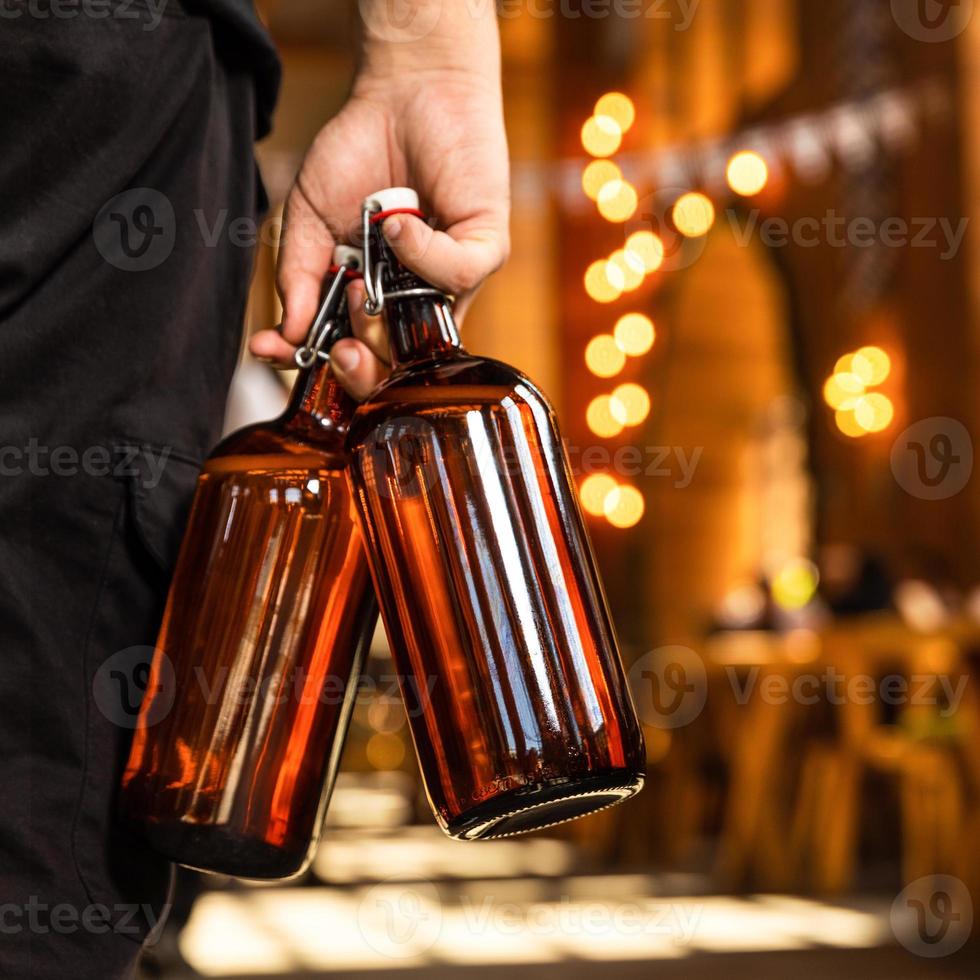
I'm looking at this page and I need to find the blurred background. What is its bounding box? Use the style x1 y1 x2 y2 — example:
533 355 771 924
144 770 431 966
145 0 980 976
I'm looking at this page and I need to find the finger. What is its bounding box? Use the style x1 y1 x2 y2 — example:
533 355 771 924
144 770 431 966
346 280 391 365
381 213 509 298
249 328 298 368
329 338 390 401
276 182 335 346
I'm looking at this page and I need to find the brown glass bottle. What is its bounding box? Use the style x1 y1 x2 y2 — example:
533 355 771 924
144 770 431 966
121 256 376 879
347 189 645 840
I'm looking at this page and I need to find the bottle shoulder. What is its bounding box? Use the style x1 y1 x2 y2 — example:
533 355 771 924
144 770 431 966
352 352 556 423
209 414 347 466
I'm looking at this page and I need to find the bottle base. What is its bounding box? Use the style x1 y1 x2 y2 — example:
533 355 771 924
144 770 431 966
445 770 644 841
133 819 309 881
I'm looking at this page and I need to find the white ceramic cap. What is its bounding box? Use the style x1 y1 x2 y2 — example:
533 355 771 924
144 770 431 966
333 245 363 270
363 187 420 213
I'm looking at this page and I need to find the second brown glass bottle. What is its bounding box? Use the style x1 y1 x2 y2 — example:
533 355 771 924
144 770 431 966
120 250 376 878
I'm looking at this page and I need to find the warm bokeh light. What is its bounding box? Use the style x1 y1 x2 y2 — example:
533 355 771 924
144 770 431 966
610 383 651 426
835 408 868 438
581 159 622 201
365 733 406 771
581 114 622 157
726 150 769 196
672 192 715 237
822 372 865 410
772 558 820 610
854 392 895 433
609 249 645 291
851 346 891 386
579 473 619 517
597 179 639 222
584 259 623 303
594 92 635 132
603 484 645 528
603 257 626 291
614 313 656 356
625 230 665 273
586 395 625 438
584 334 627 378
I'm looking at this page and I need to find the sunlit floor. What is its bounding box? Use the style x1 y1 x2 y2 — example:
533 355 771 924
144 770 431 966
144 779 979 980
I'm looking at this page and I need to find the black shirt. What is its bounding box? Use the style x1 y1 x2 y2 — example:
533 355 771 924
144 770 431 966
190 0 281 138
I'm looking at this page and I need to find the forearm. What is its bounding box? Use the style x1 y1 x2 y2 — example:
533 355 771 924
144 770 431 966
356 0 501 80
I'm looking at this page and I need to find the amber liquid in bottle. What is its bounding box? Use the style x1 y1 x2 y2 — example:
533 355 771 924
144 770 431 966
347 207 645 839
122 296 375 879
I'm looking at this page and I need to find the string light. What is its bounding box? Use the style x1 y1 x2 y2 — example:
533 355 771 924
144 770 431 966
584 259 622 303
585 334 627 378
613 313 656 356
594 92 635 132
587 395 625 438
611 383 651 426
625 231 664 273
609 249 645 291
825 346 895 436
835 409 867 438
672 192 715 237
726 150 769 196
852 346 891 385
580 474 619 517
823 372 865 410
582 160 622 201
604 485 645 528
597 179 638 222
854 392 894 433
581 115 622 157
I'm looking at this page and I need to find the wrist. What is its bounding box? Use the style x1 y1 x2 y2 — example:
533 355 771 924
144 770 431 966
356 0 500 80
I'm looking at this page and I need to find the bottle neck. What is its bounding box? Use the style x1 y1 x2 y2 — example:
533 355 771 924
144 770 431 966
386 294 462 369
284 359 354 439
371 219 463 369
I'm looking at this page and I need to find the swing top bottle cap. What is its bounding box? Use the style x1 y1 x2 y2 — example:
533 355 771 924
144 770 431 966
364 187 420 213
333 245 363 270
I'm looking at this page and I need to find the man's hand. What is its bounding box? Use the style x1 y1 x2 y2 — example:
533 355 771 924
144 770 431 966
250 1 510 400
